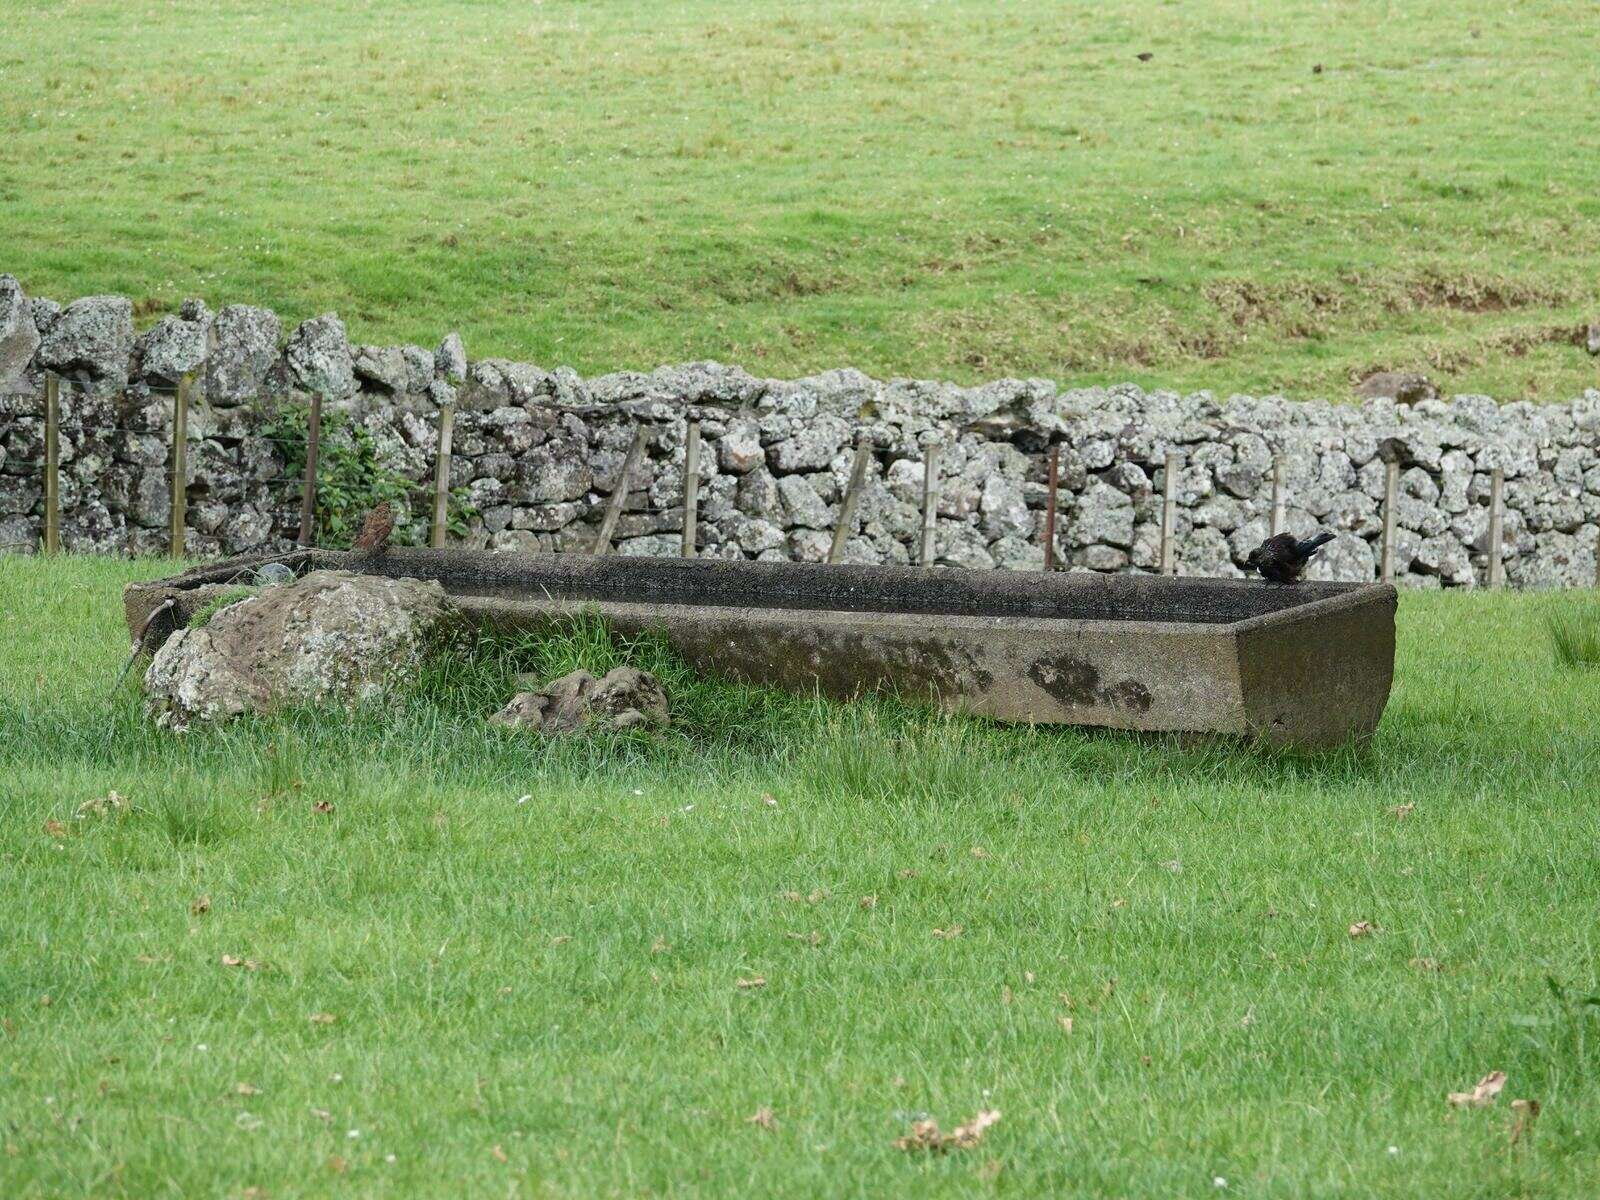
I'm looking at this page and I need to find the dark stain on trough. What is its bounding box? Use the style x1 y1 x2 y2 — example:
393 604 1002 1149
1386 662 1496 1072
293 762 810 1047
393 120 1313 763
713 628 994 701
1028 654 1153 713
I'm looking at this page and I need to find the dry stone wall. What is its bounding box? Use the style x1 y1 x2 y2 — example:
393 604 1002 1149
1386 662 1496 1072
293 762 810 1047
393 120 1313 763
2 276 1598 587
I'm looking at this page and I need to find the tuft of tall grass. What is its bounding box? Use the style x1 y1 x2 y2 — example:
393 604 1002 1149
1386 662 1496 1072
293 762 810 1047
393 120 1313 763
1546 602 1600 668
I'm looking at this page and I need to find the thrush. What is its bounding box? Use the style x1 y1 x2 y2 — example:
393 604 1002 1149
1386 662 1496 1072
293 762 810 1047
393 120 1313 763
1245 531 1335 584
351 501 395 560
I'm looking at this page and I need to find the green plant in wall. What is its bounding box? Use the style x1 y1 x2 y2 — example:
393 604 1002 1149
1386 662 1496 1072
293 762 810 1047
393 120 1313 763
262 402 425 549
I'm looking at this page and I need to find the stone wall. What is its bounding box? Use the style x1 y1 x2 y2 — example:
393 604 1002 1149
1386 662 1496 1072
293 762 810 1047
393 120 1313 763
2 275 1598 586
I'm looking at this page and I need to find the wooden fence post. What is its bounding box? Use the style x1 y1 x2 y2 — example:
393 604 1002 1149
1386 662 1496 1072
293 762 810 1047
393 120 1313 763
920 442 940 568
42 375 60 555
1043 445 1060 572
828 437 874 565
429 402 455 549
169 373 191 556
1487 467 1504 589
1270 457 1285 536
681 420 700 559
297 392 322 547
1159 452 1179 576
1380 460 1399 584
593 425 648 556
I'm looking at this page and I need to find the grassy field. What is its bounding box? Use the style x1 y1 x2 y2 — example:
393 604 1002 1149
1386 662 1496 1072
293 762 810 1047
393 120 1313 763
1 554 1598 1197
3 0 1600 398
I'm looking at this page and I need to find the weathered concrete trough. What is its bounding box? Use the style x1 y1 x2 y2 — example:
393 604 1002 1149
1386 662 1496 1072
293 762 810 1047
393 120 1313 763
124 549 1398 749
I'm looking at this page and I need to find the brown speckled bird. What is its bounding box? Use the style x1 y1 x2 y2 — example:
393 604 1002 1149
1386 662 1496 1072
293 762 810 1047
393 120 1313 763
1245 531 1334 584
350 501 395 560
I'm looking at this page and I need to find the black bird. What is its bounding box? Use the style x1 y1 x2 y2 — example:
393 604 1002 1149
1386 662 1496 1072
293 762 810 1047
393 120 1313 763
1245 531 1335 584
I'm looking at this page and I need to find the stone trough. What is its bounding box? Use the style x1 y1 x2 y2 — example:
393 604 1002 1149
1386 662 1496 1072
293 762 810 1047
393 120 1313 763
123 548 1398 749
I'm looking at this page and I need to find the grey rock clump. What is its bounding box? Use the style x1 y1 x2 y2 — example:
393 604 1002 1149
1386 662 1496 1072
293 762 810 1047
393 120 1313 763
207 305 282 404
490 666 668 735
284 313 356 397
132 301 211 384
0 275 40 388
435 332 467 383
143 570 459 729
353 344 411 393
38 295 134 386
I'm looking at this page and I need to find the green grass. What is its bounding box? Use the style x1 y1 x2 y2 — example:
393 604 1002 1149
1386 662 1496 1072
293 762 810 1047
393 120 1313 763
3 0 1600 398
3 555 1599 1197
186 587 256 629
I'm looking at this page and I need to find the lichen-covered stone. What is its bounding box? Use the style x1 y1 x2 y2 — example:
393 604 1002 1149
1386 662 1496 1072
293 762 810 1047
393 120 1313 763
38 295 134 385
144 571 459 729
284 313 356 397
207 305 282 404
0 274 40 387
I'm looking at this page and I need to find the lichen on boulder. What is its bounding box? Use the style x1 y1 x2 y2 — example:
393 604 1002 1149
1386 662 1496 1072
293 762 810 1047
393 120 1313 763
143 570 459 729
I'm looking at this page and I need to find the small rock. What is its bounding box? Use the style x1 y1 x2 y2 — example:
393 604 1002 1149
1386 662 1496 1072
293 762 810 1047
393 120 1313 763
490 667 668 736
435 332 467 383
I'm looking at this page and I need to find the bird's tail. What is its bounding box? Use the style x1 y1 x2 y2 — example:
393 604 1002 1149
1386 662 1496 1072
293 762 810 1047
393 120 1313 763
1295 531 1336 559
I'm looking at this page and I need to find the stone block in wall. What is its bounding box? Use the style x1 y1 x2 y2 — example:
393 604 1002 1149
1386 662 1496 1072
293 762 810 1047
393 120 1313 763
768 416 850 474
37 296 133 387
132 302 211 384
1068 481 1134 549
0 274 40 387
206 305 282 405
718 422 763 474
0 514 38 552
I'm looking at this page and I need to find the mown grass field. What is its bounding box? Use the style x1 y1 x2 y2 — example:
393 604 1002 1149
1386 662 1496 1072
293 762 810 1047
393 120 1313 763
2 554 1598 1197
3 0 1600 398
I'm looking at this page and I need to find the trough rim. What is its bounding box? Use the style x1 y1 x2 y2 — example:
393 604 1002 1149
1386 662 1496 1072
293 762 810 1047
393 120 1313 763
126 549 1393 638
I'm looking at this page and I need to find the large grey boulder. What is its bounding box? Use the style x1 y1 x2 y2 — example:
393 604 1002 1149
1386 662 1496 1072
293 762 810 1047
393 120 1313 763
207 305 282 404
38 295 134 385
0 275 40 387
143 570 460 729
284 313 356 397
490 666 668 735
